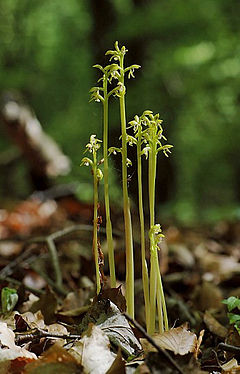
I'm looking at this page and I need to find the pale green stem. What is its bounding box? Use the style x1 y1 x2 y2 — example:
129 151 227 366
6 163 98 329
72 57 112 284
148 127 169 334
156 266 164 334
103 75 116 287
156 264 169 331
148 141 157 335
119 54 134 318
137 129 150 331
93 151 101 294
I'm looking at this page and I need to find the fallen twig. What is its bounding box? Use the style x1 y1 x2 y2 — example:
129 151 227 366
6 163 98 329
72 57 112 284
0 224 123 296
218 342 240 354
15 328 82 345
123 312 185 374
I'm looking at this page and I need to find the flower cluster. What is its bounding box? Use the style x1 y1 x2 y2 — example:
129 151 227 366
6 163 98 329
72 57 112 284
81 135 103 181
149 224 165 252
89 42 141 104
128 111 173 159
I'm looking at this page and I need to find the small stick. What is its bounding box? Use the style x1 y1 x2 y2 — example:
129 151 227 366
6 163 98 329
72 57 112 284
0 224 123 243
46 237 62 288
123 312 185 374
218 342 240 354
15 328 82 345
30 263 67 296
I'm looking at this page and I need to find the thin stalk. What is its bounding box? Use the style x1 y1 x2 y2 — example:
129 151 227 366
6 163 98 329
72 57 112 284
119 54 134 318
46 237 62 288
148 139 158 335
137 128 150 330
93 150 101 294
156 271 164 334
156 265 169 331
148 126 169 334
103 75 116 287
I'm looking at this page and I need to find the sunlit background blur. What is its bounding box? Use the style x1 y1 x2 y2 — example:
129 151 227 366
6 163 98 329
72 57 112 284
0 0 240 224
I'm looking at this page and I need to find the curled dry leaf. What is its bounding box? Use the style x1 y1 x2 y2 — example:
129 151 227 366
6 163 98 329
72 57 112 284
141 324 199 356
80 300 142 357
97 287 126 313
0 322 37 361
221 358 240 373
194 329 205 359
21 311 46 330
69 324 116 374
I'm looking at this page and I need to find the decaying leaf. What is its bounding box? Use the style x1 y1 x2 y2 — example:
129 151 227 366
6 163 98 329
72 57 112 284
0 311 19 331
30 287 58 324
61 289 91 311
69 324 116 374
221 358 240 373
24 343 82 374
0 322 37 361
169 243 195 268
194 329 205 359
17 311 69 346
192 281 223 311
0 357 35 374
106 348 125 374
80 299 142 357
203 310 228 338
194 244 240 282
97 287 126 313
21 311 45 330
19 293 39 313
141 324 198 356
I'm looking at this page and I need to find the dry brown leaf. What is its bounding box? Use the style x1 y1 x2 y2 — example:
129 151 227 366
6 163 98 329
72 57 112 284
203 311 228 338
97 287 126 313
194 244 240 282
61 290 89 311
141 323 198 356
30 286 58 324
24 343 81 373
21 311 45 330
0 322 37 362
169 243 195 268
58 305 90 317
221 358 240 373
194 329 205 359
192 281 223 311
106 348 125 374
19 293 39 313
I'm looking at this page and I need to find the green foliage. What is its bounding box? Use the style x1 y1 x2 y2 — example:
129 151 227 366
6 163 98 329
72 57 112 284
222 296 240 312
223 296 240 335
1 287 18 314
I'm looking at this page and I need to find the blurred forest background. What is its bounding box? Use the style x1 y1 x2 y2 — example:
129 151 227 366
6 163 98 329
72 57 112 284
0 0 240 224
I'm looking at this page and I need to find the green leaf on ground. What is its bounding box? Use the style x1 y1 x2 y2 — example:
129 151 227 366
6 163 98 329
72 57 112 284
1 287 18 314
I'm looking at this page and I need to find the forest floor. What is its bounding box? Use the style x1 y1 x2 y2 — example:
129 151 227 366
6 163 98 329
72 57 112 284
0 194 240 374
